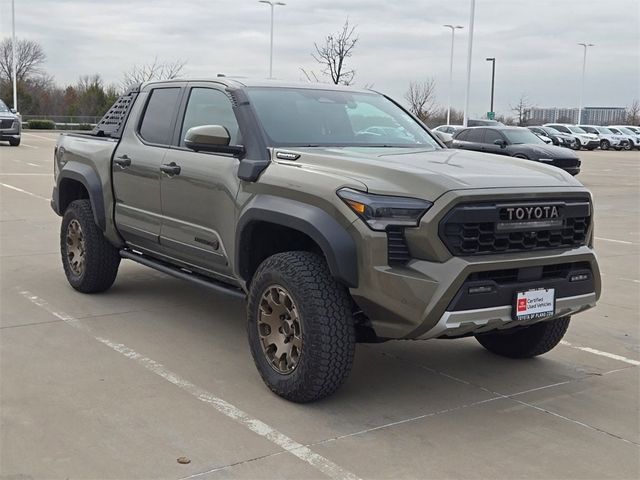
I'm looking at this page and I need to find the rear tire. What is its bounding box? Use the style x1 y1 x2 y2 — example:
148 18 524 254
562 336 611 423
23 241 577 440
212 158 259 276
60 199 120 293
600 139 610 150
247 251 356 402
9 138 20 146
475 316 570 359
623 141 632 151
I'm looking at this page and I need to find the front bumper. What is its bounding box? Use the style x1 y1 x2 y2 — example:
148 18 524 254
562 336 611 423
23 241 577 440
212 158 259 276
348 188 600 340
0 128 20 140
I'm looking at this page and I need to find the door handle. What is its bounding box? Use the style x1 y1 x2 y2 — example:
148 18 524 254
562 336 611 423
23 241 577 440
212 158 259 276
160 162 181 176
114 155 131 167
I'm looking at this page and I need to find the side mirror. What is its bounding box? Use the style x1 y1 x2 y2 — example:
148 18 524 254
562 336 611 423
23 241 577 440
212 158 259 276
184 125 244 157
494 139 507 148
9 108 16 114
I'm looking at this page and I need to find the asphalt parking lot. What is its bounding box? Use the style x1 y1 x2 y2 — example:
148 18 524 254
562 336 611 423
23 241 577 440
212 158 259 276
1 131 639 479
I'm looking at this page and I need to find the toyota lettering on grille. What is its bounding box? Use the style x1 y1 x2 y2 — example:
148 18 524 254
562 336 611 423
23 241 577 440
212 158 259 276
502 205 560 221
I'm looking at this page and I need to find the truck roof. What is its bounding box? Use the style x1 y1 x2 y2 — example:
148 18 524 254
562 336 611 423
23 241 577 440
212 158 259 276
141 77 375 94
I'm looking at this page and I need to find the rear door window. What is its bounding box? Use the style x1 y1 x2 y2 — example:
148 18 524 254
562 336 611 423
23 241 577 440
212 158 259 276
483 129 503 144
465 128 485 143
138 87 182 145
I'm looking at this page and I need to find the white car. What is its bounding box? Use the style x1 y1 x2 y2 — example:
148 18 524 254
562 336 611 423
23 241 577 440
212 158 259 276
608 126 640 150
578 125 623 151
432 125 464 144
544 124 600 150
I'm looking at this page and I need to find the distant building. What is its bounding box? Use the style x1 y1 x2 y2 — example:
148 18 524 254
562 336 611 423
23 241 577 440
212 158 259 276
526 106 627 125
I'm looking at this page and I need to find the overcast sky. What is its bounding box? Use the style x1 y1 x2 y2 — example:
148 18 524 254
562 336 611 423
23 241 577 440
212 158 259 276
1 0 638 117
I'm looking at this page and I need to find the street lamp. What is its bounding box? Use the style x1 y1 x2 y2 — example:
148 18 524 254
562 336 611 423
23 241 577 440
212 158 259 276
462 0 476 127
486 57 495 116
11 0 17 111
444 24 463 125
259 1 286 79
577 43 595 124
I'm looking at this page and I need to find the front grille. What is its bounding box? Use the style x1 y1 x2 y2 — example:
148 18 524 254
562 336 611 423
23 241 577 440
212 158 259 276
386 227 411 265
466 261 591 285
440 199 591 256
0 119 14 129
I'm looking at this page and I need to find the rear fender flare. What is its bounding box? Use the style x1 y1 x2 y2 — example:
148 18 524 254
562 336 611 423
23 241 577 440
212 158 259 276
56 163 106 231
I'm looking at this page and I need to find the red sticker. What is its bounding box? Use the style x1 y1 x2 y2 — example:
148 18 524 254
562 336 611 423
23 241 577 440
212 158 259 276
517 298 527 312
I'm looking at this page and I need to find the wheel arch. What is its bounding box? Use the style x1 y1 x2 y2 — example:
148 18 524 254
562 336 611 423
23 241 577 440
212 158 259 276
55 163 106 231
236 196 358 288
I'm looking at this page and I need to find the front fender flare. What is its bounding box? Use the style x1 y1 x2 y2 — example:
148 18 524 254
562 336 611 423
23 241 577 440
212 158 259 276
236 196 358 288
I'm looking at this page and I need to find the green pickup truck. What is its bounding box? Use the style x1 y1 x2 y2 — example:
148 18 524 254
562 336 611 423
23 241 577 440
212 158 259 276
51 78 601 402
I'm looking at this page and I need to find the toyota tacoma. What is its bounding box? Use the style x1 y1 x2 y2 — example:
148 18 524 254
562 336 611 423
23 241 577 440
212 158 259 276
51 79 601 402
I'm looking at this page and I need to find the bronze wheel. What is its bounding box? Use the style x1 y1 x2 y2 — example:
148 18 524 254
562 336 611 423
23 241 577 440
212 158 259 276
66 219 86 276
258 285 303 374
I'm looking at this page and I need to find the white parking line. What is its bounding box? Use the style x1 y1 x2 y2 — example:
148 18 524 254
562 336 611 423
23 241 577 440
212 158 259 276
26 162 40 167
19 291 361 480
0 183 49 201
22 132 59 142
0 173 51 176
595 236 635 245
21 143 39 149
560 341 640 366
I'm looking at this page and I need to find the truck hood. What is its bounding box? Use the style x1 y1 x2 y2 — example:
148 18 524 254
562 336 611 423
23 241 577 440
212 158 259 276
277 147 582 199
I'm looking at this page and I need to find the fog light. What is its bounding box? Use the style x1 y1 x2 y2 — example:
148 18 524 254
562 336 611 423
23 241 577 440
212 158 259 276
468 285 495 294
570 273 589 282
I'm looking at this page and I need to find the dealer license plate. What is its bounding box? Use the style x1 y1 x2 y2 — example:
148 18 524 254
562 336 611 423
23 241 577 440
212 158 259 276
514 288 555 321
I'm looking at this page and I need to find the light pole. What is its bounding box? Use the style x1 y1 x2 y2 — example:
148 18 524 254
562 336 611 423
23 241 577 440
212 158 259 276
444 24 463 125
462 0 476 126
259 1 286 79
577 42 594 124
11 0 17 111
486 57 495 115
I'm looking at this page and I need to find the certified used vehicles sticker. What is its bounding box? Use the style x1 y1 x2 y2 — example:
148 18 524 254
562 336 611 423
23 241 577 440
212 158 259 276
514 288 555 321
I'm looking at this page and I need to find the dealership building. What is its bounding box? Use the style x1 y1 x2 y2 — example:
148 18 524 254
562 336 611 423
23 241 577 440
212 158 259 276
527 106 627 125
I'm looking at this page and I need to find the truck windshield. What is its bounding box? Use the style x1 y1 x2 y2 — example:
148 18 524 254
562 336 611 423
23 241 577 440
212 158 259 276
246 87 440 149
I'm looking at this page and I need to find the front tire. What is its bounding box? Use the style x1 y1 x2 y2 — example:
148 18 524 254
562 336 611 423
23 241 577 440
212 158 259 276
61 199 120 293
600 139 610 150
475 316 570 359
9 138 20 146
247 251 356 402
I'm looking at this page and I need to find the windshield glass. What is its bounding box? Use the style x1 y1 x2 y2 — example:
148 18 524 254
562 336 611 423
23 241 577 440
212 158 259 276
0 101 8 113
568 126 587 134
618 127 635 135
544 126 561 134
596 127 613 134
246 87 440 149
503 129 545 145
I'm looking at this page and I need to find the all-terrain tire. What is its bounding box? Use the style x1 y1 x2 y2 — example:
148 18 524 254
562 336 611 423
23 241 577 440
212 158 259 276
247 251 356 402
475 316 570 359
60 199 120 293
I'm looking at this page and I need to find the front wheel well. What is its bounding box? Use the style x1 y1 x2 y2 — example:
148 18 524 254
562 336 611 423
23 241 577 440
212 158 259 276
238 222 324 284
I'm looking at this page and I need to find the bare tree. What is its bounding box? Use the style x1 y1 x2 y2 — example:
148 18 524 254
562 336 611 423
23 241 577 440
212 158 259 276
0 38 46 83
510 94 532 126
404 79 437 122
122 57 187 87
308 19 359 85
626 99 640 125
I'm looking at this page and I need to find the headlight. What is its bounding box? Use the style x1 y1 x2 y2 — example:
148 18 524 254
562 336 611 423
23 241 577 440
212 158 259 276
538 158 555 163
337 188 432 231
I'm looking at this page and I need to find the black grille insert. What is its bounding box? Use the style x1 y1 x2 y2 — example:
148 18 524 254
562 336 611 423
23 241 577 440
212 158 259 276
0 119 14 129
387 227 411 265
440 199 591 255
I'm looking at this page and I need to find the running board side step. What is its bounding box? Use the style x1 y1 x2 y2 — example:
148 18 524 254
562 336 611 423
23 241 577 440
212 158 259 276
120 250 246 300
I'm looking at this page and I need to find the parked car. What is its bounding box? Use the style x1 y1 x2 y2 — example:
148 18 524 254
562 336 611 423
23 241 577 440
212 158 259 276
51 78 599 402
527 126 577 149
432 125 463 144
452 126 581 175
607 126 640 150
0 99 21 146
544 124 599 150
612 125 640 135
578 125 624 151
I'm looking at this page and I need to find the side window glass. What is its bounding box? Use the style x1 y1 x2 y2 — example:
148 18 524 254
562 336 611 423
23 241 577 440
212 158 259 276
180 88 240 146
139 88 181 145
466 128 484 142
484 129 503 144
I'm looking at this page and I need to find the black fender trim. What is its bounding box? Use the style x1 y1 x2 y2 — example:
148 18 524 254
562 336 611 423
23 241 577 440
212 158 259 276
56 163 106 231
236 196 358 288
